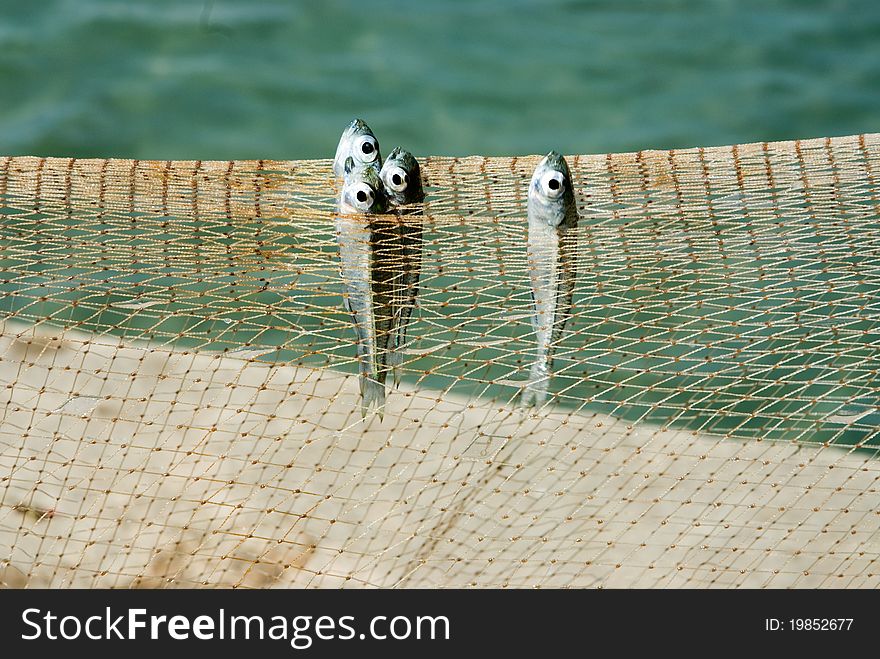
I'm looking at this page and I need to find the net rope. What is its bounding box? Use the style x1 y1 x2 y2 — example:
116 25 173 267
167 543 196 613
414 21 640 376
1 133 879 588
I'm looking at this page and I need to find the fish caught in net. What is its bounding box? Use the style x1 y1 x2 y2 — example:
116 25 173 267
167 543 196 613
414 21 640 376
0 133 879 588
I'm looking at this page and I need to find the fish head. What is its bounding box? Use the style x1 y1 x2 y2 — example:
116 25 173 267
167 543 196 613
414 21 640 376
380 147 425 205
333 118 381 178
532 151 572 200
528 151 576 227
341 158 387 213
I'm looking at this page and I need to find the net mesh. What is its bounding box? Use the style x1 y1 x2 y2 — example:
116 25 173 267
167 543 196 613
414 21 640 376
1 133 879 588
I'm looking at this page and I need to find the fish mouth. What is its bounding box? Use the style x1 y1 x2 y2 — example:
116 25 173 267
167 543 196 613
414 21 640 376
385 147 411 166
543 150 566 168
347 118 371 135
361 167 383 190
384 147 419 174
540 151 571 181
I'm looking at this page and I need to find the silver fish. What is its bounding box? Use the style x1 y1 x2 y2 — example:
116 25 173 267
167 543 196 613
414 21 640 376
333 118 381 179
336 156 393 418
522 151 578 408
380 147 425 387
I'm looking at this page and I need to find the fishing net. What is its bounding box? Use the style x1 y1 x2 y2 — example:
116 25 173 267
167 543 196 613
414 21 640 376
1 133 879 589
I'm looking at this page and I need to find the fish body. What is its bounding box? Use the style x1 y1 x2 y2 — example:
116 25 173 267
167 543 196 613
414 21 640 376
333 118 381 179
522 151 578 408
380 147 425 386
336 157 393 417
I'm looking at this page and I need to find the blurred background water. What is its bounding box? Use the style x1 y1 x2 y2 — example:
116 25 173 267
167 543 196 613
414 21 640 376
0 0 877 159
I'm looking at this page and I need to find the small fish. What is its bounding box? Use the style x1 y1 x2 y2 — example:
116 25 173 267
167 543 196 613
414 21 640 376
336 156 393 418
333 118 381 179
522 151 578 408
380 147 425 387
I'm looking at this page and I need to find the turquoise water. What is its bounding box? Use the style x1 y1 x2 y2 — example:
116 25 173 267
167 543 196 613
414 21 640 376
0 0 878 159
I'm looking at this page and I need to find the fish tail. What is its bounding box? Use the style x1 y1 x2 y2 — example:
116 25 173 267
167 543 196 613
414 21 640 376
360 374 386 419
391 318 413 387
387 348 403 388
522 378 549 408
521 361 551 408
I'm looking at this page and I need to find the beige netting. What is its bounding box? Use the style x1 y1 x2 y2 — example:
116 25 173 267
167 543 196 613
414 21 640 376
1 134 879 588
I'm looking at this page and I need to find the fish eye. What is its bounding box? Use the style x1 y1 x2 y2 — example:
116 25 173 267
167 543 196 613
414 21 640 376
384 165 409 193
354 135 379 163
347 182 374 209
540 171 565 198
